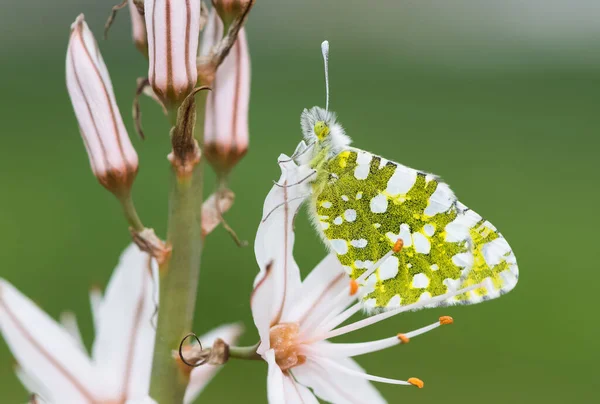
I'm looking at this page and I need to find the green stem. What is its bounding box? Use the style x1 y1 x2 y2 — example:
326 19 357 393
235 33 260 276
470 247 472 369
149 97 207 403
229 343 261 361
118 191 144 232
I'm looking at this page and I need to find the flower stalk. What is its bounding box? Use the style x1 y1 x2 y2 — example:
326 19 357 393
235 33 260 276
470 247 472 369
149 93 206 403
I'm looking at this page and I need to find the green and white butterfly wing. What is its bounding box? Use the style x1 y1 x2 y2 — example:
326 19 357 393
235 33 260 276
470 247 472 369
311 148 518 310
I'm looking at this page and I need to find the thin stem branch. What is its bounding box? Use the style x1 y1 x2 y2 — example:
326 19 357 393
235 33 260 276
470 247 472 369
228 343 261 361
118 192 144 232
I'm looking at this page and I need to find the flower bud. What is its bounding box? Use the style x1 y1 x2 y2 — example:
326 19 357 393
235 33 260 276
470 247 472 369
66 15 139 197
145 0 201 108
128 0 148 56
201 10 250 175
211 0 255 27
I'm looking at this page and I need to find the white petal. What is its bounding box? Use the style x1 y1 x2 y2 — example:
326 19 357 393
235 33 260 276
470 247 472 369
89 287 102 334
251 263 276 355
283 374 319 404
254 158 311 332
91 244 157 399
184 323 244 404
59 311 86 354
0 280 98 402
293 357 385 404
286 253 347 326
265 350 285 404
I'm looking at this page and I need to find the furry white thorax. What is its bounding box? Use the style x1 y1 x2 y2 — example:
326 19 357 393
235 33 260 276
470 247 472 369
298 106 352 165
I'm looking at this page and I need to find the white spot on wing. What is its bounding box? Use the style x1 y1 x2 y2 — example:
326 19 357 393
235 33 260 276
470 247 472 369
412 273 430 288
413 232 431 254
364 298 377 310
418 291 432 302
342 265 352 274
356 192 363 200
370 194 388 213
330 239 348 255
385 166 417 196
399 224 412 247
341 195 349 201
423 224 435 237
482 237 511 267
445 208 482 242
430 264 439 271
321 201 332 208
354 151 373 180
378 256 399 281
344 209 357 222
425 183 455 216
379 158 389 169
320 221 329 230
351 239 368 248
333 216 343 225
386 294 401 308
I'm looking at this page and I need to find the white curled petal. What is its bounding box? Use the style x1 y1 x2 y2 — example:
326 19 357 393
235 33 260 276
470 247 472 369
265 350 285 404
184 323 244 404
91 244 157 399
254 157 312 325
0 280 98 403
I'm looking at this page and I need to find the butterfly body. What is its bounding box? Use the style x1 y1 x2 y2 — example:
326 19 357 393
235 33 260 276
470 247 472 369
299 106 519 311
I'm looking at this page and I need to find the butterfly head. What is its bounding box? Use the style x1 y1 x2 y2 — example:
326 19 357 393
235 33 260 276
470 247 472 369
300 106 350 152
297 41 351 160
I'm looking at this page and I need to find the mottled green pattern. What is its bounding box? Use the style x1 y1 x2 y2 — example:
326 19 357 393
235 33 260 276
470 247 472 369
312 149 513 308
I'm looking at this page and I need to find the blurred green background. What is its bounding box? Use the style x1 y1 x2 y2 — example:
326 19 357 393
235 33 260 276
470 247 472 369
1 0 598 402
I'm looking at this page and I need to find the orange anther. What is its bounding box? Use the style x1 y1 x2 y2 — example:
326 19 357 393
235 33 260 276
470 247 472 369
439 316 454 325
393 239 404 253
408 377 424 389
349 280 359 296
397 333 410 344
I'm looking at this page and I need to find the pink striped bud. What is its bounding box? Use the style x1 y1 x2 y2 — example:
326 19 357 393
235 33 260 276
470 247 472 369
212 0 255 27
201 10 250 175
129 0 148 56
66 15 139 196
145 0 201 108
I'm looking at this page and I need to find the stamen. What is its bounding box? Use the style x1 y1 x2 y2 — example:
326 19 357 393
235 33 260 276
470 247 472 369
309 357 414 385
322 283 482 340
306 301 362 342
408 377 424 389
397 334 409 344
349 280 359 296
356 250 395 283
305 319 445 357
439 316 454 325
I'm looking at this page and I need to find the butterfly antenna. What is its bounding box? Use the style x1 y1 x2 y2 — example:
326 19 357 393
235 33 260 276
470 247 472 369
321 40 330 113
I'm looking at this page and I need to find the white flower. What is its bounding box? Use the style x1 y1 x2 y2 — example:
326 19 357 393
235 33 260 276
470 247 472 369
0 244 242 404
251 156 475 403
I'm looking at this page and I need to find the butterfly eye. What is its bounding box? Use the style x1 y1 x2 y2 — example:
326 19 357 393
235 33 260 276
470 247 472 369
314 121 330 140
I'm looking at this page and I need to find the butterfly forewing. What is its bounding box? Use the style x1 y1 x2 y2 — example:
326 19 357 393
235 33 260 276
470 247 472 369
312 149 518 310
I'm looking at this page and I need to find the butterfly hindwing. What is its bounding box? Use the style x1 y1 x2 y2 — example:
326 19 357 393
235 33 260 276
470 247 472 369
311 148 518 310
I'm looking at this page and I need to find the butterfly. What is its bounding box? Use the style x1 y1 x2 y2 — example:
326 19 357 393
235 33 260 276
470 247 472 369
290 41 519 311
